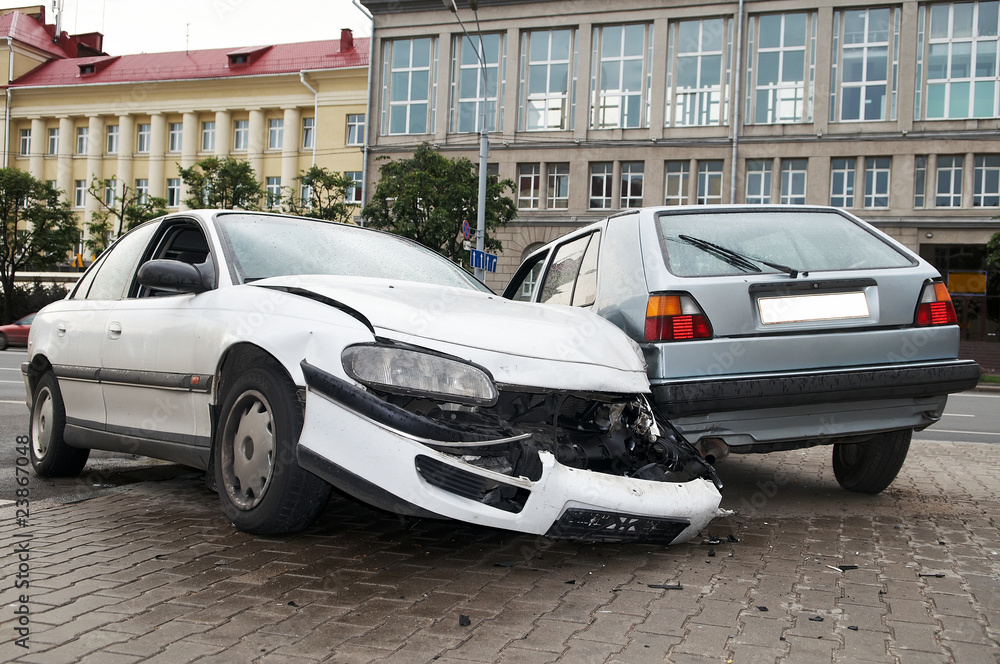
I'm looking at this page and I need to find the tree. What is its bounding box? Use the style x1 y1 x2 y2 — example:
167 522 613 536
178 157 264 210
84 177 167 257
361 143 517 266
988 230 1000 270
0 168 80 323
284 165 358 224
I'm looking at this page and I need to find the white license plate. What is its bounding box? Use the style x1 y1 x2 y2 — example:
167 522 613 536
758 291 870 325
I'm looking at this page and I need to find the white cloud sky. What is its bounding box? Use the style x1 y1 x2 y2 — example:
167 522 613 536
1 0 372 54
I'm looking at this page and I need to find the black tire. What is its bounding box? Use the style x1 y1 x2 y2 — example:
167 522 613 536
213 358 331 534
832 429 911 494
0 333 8 351
30 372 89 477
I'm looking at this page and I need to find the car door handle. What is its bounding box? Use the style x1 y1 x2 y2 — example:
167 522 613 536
108 322 122 340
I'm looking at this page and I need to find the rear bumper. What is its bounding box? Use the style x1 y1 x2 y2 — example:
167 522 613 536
651 359 981 419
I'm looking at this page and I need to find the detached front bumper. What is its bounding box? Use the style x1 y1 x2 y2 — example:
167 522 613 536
296 363 722 545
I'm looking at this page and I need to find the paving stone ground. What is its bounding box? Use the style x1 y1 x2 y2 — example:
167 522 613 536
2 441 999 663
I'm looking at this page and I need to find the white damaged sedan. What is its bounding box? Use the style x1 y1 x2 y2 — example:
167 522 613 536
24 211 722 544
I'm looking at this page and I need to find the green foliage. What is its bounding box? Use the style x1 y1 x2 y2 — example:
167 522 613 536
178 157 264 211
0 168 80 322
6 281 69 321
284 165 358 224
84 177 167 257
361 143 517 266
987 230 1000 269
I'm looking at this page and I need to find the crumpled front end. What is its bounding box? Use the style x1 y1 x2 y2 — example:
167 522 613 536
296 361 722 545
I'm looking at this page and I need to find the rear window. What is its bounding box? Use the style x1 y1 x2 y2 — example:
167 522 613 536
657 209 916 277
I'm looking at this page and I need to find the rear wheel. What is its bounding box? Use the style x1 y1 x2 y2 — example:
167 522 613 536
214 358 331 534
30 372 89 476
832 429 911 494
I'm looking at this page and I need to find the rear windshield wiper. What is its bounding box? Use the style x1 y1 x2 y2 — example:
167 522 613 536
676 234 802 278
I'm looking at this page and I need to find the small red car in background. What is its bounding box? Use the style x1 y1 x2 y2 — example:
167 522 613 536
0 313 35 350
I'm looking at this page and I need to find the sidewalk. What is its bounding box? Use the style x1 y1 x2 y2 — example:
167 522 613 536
2 442 999 663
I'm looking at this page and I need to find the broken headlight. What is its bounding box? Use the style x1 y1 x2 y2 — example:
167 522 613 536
342 344 498 406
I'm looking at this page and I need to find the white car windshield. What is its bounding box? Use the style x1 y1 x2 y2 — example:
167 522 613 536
215 213 488 291
657 209 916 277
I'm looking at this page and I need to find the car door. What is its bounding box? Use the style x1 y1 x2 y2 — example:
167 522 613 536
37 222 159 437
98 219 218 468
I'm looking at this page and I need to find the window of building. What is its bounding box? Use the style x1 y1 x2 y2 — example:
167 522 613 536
589 162 613 208
303 117 316 149
745 159 772 204
864 157 891 207
592 23 651 129
202 121 215 151
666 18 732 127
384 37 436 135
547 163 570 209
166 178 181 207
832 8 899 122
621 162 644 207
914 156 928 207
780 159 807 204
48 128 59 155
451 33 504 133
830 158 856 207
268 118 283 149
936 155 964 206
104 178 117 206
664 161 690 205
266 177 282 208
300 183 314 207
74 180 86 207
233 120 249 151
168 123 182 152
747 12 816 124
136 123 150 153
135 178 149 205
698 161 724 204
19 129 30 156
517 164 541 209
521 29 576 131
76 126 88 154
345 171 363 203
105 125 119 154
920 1 1000 119
974 154 1000 205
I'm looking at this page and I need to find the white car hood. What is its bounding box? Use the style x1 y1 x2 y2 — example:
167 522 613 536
257 275 649 393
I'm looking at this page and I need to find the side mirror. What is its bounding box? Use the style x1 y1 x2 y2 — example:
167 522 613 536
137 258 216 294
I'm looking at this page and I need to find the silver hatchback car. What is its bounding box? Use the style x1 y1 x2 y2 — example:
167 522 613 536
503 206 981 494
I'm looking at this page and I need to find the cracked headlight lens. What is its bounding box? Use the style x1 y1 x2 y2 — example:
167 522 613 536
342 345 498 406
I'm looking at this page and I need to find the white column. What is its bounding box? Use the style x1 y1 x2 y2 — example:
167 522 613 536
149 114 166 198
116 115 134 226
56 117 74 205
214 110 232 157
179 112 199 209
248 108 265 183
84 115 104 228
29 118 45 179
281 107 301 203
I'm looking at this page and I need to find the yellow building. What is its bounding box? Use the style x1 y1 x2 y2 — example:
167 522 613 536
1 5 369 261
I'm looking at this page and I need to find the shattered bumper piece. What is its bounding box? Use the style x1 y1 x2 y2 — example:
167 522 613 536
297 362 723 544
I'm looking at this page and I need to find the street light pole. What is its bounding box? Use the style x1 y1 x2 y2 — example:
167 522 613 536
444 0 488 281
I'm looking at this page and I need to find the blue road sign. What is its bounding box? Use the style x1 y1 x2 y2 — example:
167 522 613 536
462 219 471 240
470 249 498 273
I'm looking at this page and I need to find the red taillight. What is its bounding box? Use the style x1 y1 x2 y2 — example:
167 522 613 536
645 294 713 341
915 282 958 326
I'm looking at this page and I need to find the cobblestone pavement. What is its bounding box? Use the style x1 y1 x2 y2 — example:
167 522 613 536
2 441 999 664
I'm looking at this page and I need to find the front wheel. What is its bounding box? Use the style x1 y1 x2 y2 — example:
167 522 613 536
213 359 331 534
0 333 8 351
832 429 911 494
30 372 89 476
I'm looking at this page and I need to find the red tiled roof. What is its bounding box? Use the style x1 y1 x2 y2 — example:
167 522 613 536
11 37 369 87
0 10 71 59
